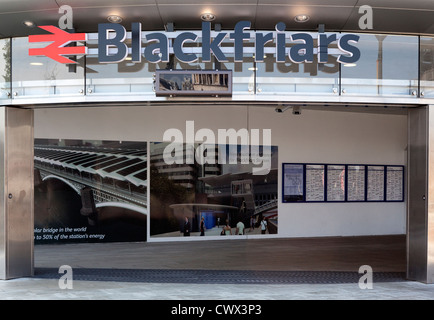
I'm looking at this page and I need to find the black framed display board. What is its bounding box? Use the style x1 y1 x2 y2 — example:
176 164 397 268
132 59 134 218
305 164 325 202
282 163 404 203
347 165 365 201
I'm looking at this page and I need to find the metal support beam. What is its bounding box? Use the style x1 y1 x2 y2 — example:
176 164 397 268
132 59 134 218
0 107 34 280
428 106 434 283
407 105 434 283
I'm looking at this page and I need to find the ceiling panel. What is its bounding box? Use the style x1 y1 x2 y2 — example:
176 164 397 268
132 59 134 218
255 4 355 31
0 0 434 38
360 0 434 10
156 0 255 4
157 4 257 30
56 0 157 6
0 0 56 13
257 0 358 5
67 6 163 33
343 8 434 35
0 10 60 37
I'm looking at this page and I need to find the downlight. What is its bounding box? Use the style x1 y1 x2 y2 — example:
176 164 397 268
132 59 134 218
294 14 310 23
23 20 35 27
201 12 216 22
107 15 123 23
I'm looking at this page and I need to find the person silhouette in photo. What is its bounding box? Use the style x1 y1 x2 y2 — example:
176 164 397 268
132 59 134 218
200 216 205 236
260 217 268 234
183 217 191 236
250 215 255 232
236 220 245 235
224 219 232 235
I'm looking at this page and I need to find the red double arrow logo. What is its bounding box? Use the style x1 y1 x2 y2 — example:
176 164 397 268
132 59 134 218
29 26 87 64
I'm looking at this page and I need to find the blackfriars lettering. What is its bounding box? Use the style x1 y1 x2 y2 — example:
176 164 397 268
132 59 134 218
98 21 360 64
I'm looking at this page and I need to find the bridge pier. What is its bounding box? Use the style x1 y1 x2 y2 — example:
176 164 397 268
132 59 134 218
80 187 98 226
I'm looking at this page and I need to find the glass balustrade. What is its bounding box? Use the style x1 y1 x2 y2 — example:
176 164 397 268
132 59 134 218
11 37 85 98
0 32 427 102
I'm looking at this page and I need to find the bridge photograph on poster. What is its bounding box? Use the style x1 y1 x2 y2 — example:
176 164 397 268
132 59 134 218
33 139 148 243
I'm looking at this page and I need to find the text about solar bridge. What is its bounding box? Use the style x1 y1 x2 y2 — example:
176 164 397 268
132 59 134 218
34 227 105 242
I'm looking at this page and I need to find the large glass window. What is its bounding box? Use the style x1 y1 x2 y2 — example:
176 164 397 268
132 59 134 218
0 38 10 100
420 37 434 98
214 56 255 96
341 34 419 97
85 35 254 97
12 37 84 98
85 38 161 96
256 32 339 96
3 32 423 101
188 35 255 96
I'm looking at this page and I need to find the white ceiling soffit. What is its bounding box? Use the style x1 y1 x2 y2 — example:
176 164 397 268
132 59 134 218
0 0 433 38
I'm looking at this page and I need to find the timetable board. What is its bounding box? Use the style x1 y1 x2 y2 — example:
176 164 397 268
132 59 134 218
282 164 304 202
326 165 345 201
386 166 404 201
282 163 404 203
367 166 385 201
347 165 366 201
305 165 325 201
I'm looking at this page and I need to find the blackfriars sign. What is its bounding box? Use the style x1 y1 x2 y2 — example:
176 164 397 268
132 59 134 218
29 21 361 65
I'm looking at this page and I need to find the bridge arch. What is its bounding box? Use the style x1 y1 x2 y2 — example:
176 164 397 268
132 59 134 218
42 175 82 194
95 202 147 215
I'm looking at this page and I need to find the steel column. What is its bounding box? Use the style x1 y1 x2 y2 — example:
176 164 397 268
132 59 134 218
407 105 434 283
428 106 434 283
0 107 34 280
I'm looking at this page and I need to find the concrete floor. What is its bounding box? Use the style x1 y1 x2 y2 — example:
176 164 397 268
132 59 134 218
1 235 433 300
34 235 407 271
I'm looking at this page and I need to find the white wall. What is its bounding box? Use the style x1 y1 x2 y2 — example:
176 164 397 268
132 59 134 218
249 106 407 237
35 104 407 237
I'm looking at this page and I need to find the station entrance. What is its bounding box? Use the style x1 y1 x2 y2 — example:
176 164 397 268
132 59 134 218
1 103 432 283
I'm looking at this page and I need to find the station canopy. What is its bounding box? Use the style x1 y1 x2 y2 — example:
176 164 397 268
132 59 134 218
0 0 433 38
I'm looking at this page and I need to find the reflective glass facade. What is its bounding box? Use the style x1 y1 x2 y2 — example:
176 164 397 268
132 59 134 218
420 37 434 98
0 38 10 99
0 32 430 102
341 34 419 97
11 37 84 98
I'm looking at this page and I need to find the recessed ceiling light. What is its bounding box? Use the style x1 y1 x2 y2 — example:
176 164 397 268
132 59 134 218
30 62 43 66
294 14 310 23
107 15 123 23
201 13 216 22
343 63 357 67
23 20 35 28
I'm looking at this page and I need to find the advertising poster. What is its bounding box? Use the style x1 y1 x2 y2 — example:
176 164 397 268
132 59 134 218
34 139 147 244
149 142 278 237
